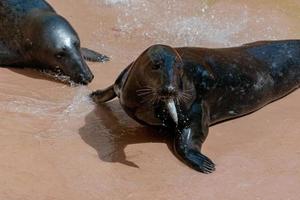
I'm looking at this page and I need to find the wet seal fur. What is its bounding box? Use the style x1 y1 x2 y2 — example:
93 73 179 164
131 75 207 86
91 40 300 173
0 0 109 84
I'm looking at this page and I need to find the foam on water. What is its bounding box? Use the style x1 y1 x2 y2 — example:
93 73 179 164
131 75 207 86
0 84 95 138
104 0 131 5
162 12 249 46
93 0 286 46
37 86 96 139
0 94 66 116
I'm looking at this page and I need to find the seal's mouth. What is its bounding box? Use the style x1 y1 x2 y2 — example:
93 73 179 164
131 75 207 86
158 87 179 125
40 66 93 85
54 64 94 85
136 84 194 125
72 73 94 85
136 86 186 125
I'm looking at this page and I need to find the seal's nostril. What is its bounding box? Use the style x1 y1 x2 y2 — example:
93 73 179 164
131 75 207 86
160 85 177 96
167 86 176 93
77 74 87 84
77 73 94 84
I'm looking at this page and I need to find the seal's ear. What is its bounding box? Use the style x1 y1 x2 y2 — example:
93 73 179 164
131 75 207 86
81 48 109 63
90 85 116 104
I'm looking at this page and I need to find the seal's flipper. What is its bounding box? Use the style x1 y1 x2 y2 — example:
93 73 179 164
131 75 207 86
81 48 109 63
90 85 117 104
173 102 215 173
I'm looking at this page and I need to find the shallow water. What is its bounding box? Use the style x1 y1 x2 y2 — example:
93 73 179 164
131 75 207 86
0 0 300 200
91 0 300 47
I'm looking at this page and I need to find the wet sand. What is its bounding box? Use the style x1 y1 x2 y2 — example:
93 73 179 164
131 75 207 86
0 0 300 199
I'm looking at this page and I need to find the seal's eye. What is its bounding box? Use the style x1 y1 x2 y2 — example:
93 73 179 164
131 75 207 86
152 63 160 70
55 52 65 59
152 60 163 70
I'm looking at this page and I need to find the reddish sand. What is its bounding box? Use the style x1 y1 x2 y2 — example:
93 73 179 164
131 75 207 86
0 0 299 200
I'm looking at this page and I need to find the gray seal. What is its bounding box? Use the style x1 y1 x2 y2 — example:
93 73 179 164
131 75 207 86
0 0 109 84
91 40 300 173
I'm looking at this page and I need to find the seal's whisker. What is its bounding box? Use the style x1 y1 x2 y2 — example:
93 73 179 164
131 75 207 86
184 88 194 92
141 95 157 105
138 89 157 105
137 88 153 92
179 97 188 105
137 91 154 96
181 96 191 103
181 96 191 101
149 96 157 104
154 96 161 104
180 96 189 101
180 97 191 103
141 98 151 104
136 88 153 92
181 92 192 97
138 95 152 100
180 92 192 100
177 96 185 104
140 94 153 103
140 94 153 101
178 92 193 104
175 96 181 104
136 87 156 101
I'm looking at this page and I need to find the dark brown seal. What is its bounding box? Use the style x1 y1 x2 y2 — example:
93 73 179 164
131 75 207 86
91 40 300 173
0 0 109 84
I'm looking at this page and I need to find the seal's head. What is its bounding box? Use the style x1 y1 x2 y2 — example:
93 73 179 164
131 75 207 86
25 12 93 84
133 44 196 125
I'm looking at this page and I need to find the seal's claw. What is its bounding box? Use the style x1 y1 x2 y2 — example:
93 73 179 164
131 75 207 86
90 85 117 104
185 150 215 173
90 90 108 104
90 90 102 102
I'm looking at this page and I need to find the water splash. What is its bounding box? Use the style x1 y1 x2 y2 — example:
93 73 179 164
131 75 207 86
161 12 249 46
92 0 287 46
36 86 96 139
0 84 95 139
0 95 66 116
104 0 131 5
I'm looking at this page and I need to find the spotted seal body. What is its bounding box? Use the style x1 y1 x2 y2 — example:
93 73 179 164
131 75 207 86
0 0 108 84
91 40 300 173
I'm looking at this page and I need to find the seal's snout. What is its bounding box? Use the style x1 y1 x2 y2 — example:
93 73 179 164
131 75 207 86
76 72 94 85
83 71 94 82
159 85 177 97
158 86 179 125
66 53 95 84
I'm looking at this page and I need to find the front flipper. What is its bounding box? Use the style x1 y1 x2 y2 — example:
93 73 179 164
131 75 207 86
90 85 117 104
90 63 133 104
81 47 109 63
174 101 215 173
